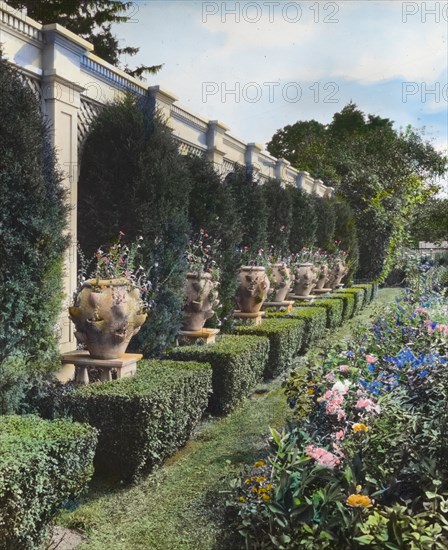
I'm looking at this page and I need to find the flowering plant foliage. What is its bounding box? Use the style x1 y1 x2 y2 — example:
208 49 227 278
229 280 448 548
185 228 220 280
237 245 270 268
76 232 153 311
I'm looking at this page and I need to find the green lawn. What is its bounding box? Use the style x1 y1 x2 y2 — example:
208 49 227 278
58 288 402 550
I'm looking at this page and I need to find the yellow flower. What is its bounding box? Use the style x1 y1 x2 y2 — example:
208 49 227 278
261 493 270 501
254 476 267 483
307 388 315 395
356 484 362 492
346 494 373 508
353 423 369 433
254 460 266 468
239 496 246 502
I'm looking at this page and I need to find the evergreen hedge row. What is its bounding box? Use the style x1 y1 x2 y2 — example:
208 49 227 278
353 283 375 304
335 287 367 314
234 318 305 379
168 335 269 415
319 293 355 322
265 307 327 352
64 360 212 482
0 415 97 550
299 298 344 329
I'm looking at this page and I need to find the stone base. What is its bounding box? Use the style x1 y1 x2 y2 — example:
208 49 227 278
178 328 220 345
61 351 143 385
314 288 332 295
288 294 316 303
263 301 294 312
234 310 266 325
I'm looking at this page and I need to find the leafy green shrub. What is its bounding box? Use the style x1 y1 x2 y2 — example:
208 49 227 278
321 293 355 321
234 318 305 379
353 283 374 304
0 355 30 415
335 287 367 314
300 298 344 329
266 307 327 352
0 52 68 365
0 415 97 549
168 335 269 415
64 360 211 482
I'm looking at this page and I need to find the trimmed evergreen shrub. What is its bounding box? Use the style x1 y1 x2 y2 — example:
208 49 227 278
168 335 269 415
288 187 317 251
184 155 242 332
263 179 292 257
335 287 367 313
321 293 355 321
351 283 374 306
78 94 191 357
299 299 344 329
0 415 97 549
0 52 68 368
266 307 327 352
64 360 211 482
314 195 336 250
234 318 305 379
226 166 268 251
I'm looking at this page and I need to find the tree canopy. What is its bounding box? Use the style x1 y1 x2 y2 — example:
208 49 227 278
267 103 447 280
6 0 161 78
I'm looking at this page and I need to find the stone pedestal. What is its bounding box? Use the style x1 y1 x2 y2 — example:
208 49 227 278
234 310 265 325
263 301 294 312
178 328 220 345
314 288 332 295
288 294 316 303
61 351 143 384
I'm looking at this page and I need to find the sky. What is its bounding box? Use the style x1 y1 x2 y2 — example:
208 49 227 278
113 0 448 188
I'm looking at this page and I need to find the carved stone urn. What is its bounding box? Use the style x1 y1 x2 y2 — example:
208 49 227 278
327 260 347 289
315 263 330 290
182 272 219 331
270 263 292 302
69 278 147 360
237 266 270 313
293 263 316 297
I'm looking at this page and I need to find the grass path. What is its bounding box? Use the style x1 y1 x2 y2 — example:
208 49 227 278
59 288 401 550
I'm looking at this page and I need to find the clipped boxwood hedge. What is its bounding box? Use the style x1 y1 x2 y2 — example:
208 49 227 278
168 335 269 415
233 318 305 379
266 307 327 352
335 287 367 314
352 283 374 305
64 360 212 482
0 415 97 549
300 298 344 329
320 293 355 322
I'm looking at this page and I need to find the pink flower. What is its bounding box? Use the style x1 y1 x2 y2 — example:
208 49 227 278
306 445 341 469
338 365 350 372
415 307 429 317
335 430 345 441
365 355 377 364
332 381 350 394
356 398 381 415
